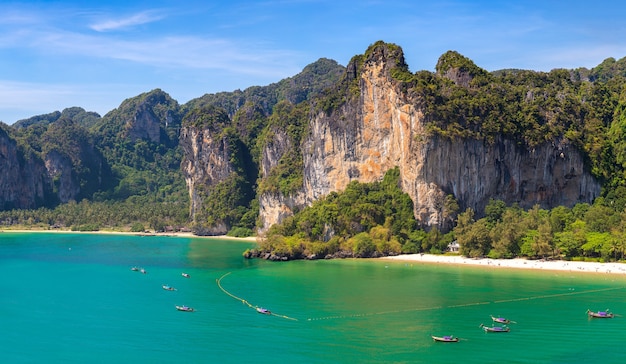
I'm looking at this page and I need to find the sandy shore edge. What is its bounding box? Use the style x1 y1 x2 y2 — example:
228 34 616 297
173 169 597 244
0 228 258 242
3 228 625 274
381 253 626 275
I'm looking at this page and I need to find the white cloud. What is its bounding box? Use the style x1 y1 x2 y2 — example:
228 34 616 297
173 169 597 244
14 27 301 79
90 10 165 32
0 4 302 79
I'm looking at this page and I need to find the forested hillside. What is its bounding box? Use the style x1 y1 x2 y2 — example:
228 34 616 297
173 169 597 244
2 42 626 262
0 58 345 232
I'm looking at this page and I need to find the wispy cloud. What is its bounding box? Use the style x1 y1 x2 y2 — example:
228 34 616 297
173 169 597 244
0 4 301 78
90 10 165 32
2 23 301 79
0 80 143 123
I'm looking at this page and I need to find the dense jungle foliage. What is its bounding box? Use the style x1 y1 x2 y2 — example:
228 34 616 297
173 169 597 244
253 168 450 259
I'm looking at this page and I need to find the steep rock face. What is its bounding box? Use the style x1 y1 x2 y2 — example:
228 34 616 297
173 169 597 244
258 192 306 232
0 129 52 210
99 89 180 146
44 150 79 204
124 91 180 144
258 126 306 231
40 118 107 204
180 125 234 224
126 102 162 143
261 128 292 178
258 44 601 232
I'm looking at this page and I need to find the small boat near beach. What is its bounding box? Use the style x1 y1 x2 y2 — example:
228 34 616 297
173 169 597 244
162 285 176 291
587 309 614 318
140 268 147 274
480 324 510 333
182 272 190 278
176 305 194 312
256 307 271 315
131 266 140 271
432 335 459 343
491 315 513 324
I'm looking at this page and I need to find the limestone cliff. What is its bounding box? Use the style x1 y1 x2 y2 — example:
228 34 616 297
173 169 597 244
180 105 250 234
0 127 52 209
258 43 601 232
258 125 307 230
180 125 234 224
44 150 79 204
98 89 181 147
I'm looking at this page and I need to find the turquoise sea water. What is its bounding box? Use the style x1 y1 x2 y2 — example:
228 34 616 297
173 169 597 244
1 232 626 363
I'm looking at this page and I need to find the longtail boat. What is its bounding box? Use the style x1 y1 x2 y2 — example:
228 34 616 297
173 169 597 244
480 324 510 333
176 305 194 312
587 309 614 318
491 315 512 324
432 335 459 343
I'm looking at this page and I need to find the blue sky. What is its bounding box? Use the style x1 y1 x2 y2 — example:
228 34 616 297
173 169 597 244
1 0 625 124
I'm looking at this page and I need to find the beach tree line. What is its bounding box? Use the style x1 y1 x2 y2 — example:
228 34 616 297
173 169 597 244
454 195 626 262
0 195 189 233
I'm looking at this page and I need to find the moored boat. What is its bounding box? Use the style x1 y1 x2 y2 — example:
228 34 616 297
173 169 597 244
131 266 140 271
182 272 190 278
176 305 194 312
480 324 510 333
162 285 176 291
432 335 459 343
491 315 512 324
587 309 614 318
256 307 271 315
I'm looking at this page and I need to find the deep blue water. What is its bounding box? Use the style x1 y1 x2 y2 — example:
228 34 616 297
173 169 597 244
1 232 626 363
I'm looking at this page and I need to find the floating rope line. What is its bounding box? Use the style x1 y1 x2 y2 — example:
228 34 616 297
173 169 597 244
306 286 626 321
216 272 298 321
492 286 624 304
307 306 444 321
218 271 624 322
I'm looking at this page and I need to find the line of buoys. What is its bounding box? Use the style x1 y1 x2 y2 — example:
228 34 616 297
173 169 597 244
306 286 625 321
216 272 298 321
217 271 625 323
492 286 623 304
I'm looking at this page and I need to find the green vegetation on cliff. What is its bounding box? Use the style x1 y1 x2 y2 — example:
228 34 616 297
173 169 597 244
255 168 450 259
256 101 309 196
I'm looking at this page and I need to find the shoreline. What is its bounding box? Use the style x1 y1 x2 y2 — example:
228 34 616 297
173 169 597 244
0 228 258 242
3 228 624 274
381 253 626 275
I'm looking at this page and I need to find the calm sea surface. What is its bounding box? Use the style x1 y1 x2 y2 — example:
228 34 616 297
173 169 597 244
1 232 625 363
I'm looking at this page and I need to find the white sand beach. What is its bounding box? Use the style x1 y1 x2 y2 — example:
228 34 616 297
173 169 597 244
0 228 258 242
381 253 626 275
3 228 624 274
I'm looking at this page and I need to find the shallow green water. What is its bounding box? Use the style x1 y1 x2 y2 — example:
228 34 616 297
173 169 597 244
1 232 625 363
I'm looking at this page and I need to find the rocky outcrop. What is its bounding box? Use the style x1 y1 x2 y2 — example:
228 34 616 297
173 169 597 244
180 125 234 223
126 102 162 143
99 89 180 146
0 128 52 210
179 105 236 230
124 91 180 145
258 43 601 232
258 191 306 232
44 150 79 204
